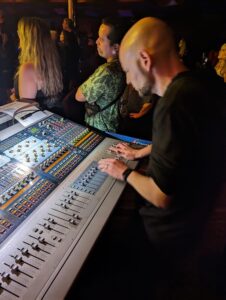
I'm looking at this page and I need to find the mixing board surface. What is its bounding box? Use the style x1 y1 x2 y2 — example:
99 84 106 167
0 112 136 299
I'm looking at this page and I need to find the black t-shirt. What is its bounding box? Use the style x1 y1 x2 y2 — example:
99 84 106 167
140 70 225 247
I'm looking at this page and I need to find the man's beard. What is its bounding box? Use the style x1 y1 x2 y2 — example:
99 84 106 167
137 61 153 98
138 82 153 98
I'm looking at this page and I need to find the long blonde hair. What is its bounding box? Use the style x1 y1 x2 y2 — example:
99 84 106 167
17 17 63 96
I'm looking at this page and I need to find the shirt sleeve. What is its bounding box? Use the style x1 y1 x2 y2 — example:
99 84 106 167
147 87 198 195
80 64 115 104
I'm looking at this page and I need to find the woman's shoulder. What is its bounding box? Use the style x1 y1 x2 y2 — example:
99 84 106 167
19 62 35 73
19 63 38 82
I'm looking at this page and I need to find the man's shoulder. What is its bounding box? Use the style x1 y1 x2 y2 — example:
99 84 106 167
171 69 223 89
165 69 224 103
156 69 224 120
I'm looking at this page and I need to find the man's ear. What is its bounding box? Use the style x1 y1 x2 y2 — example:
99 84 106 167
139 49 152 71
113 43 119 55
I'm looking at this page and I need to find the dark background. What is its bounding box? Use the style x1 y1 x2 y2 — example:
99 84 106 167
0 0 226 51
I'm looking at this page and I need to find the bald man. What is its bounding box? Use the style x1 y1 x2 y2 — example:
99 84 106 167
98 17 225 251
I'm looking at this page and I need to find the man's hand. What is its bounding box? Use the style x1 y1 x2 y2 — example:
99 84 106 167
109 143 138 160
129 112 143 119
10 89 17 102
98 158 128 181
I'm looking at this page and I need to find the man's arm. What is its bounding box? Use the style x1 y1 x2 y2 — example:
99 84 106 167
75 87 87 102
127 170 171 209
75 64 106 103
129 103 152 119
98 156 171 209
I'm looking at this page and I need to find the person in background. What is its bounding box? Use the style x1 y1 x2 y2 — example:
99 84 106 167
60 18 80 92
75 17 131 132
11 17 63 113
0 9 17 104
118 84 159 140
78 31 102 83
50 29 59 43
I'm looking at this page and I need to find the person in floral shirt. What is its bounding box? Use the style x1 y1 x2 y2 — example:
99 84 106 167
75 17 131 132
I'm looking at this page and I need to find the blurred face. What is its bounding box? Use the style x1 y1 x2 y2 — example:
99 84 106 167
120 49 153 97
62 19 68 31
60 31 64 43
96 24 115 60
218 44 226 60
0 11 4 25
50 30 58 41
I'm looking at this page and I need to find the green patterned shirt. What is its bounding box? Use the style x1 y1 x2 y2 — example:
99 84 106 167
80 59 125 132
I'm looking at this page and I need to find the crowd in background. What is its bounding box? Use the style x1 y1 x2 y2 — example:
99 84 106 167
0 8 225 140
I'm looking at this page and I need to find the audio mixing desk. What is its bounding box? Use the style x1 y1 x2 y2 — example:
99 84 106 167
0 106 137 300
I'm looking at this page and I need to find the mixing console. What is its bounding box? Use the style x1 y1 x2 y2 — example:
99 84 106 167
0 112 137 299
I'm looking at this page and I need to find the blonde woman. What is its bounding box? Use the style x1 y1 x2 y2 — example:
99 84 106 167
12 17 63 111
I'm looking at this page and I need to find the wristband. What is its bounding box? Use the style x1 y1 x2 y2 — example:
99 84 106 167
122 168 133 182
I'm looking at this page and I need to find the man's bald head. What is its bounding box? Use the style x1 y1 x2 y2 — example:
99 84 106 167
120 17 176 64
119 17 181 97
